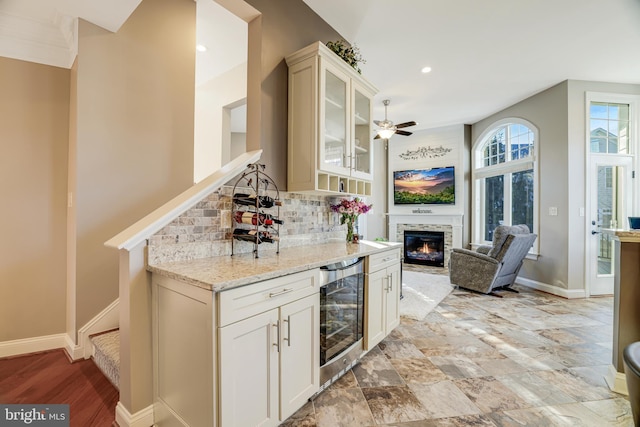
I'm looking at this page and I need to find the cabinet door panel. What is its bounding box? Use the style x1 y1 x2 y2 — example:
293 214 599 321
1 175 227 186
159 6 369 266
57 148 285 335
365 269 387 350
219 309 279 427
385 264 401 333
351 81 373 179
320 60 350 174
279 294 320 420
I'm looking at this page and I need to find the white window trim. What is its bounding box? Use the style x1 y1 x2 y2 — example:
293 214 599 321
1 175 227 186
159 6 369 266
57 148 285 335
472 117 540 254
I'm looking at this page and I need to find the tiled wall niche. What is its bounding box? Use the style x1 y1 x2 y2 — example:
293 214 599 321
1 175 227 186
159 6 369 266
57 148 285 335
147 186 346 264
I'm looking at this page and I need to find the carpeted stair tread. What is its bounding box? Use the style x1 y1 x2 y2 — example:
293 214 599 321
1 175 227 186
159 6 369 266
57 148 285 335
90 330 120 390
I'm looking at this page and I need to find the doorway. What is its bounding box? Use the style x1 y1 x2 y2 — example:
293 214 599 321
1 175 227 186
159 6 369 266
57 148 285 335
587 155 632 295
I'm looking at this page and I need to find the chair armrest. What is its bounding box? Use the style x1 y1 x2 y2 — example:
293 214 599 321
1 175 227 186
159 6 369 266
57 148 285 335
476 245 492 255
451 248 499 264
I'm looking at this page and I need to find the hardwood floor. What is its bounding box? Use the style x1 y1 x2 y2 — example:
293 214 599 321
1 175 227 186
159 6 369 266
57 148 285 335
0 349 118 427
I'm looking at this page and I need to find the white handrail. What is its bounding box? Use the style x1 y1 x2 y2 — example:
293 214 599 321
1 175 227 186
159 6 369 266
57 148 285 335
105 149 263 251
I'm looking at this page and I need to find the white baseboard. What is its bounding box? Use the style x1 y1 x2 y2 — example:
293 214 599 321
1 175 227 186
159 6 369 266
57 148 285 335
605 364 628 395
65 334 83 360
78 299 119 359
116 402 154 427
0 299 119 360
0 333 68 358
516 277 586 299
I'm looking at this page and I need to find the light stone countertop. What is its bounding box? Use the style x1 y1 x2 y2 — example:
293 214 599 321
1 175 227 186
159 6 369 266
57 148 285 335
615 229 640 242
147 240 402 292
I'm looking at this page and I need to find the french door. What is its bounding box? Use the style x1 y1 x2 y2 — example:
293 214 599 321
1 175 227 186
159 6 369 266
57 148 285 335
587 155 632 295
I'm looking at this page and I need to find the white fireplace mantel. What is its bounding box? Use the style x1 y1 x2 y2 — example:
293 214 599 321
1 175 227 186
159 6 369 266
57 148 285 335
388 214 463 250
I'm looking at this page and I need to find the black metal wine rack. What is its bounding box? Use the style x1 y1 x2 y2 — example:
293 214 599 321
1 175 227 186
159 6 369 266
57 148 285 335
231 163 281 258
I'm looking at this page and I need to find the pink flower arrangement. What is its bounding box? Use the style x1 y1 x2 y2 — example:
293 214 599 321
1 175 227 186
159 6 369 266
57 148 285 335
330 197 372 221
330 197 372 242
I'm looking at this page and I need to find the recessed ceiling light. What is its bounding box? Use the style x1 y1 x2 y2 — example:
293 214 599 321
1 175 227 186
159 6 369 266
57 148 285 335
196 44 208 52
421 66 432 74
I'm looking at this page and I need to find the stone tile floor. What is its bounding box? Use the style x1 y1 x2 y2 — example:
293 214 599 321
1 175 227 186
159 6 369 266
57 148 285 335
282 284 632 426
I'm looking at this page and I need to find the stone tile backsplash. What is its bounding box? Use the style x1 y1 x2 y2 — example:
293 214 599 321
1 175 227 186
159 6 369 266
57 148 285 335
148 186 346 264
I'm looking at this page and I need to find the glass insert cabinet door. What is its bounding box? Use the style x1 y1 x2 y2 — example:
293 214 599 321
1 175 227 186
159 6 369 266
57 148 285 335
322 67 348 172
319 60 374 180
352 82 372 178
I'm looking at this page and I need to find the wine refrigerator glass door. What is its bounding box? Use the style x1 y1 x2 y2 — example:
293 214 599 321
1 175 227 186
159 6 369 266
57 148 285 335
319 272 364 366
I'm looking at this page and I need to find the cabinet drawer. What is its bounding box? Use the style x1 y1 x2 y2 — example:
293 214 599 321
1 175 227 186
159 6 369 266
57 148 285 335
367 248 401 272
218 269 319 327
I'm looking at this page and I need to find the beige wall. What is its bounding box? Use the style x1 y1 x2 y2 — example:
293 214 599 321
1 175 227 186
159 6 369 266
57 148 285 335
73 0 196 330
0 57 69 341
245 0 343 189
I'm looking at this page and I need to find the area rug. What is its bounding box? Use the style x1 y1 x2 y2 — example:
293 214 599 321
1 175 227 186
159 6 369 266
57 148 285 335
400 271 453 321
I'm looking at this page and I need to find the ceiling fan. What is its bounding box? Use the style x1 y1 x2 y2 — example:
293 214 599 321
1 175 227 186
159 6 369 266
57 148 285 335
374 99 417 139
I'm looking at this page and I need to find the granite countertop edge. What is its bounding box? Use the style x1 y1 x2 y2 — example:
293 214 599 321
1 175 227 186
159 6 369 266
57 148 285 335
615 229 640 242
147 240 401 292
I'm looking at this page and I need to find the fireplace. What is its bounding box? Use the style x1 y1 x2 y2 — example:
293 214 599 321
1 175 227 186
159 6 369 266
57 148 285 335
403 230 445 267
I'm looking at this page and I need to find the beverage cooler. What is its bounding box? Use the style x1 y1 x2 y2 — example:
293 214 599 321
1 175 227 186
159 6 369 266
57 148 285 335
319 257 365 385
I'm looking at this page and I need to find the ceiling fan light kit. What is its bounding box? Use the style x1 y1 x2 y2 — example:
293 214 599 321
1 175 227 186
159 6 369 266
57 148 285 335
374 99 416 140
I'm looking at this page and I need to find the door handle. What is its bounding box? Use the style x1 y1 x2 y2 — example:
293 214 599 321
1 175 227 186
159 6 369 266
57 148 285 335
269 288 293 298
591 230 600 235
273 321 280 352
283 316 291 347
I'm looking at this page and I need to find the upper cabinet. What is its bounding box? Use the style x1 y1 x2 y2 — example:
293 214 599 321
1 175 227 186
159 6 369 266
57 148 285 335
286 42 378 196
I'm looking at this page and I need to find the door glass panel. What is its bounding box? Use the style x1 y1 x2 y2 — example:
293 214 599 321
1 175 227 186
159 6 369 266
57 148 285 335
596 165 623 275
484 175 504 241
353 89 370 174
324 70 347 168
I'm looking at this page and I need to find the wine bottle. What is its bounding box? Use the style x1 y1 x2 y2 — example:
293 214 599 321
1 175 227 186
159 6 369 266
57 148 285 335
232 228 279 244
233 193 282 208
234 211 284 226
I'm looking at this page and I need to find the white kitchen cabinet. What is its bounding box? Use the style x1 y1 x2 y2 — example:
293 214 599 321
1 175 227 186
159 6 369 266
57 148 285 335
286 41 378 196
365 248 401 350
152 269 319 427
218 271 320 427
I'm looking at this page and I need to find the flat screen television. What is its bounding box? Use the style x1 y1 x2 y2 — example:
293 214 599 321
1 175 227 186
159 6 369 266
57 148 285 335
393 166 455 205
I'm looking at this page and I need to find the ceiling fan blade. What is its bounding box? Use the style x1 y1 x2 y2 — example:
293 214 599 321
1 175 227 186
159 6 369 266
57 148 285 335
395 121 417 129
373 120 383 126
395 130 413 136
374 134 381 139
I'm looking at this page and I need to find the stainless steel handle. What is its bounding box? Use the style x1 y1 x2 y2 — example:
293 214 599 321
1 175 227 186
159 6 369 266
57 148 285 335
283 316 291 347
383 257 394 262
388 274 393 292
384 275 390 292
273 321 280 352
269 288 293 298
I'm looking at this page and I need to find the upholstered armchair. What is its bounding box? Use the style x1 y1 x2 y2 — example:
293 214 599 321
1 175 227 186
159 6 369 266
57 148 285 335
449 225 537 296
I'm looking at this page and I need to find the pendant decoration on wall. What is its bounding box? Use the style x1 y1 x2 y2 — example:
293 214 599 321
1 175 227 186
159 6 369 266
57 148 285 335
398 145 452 160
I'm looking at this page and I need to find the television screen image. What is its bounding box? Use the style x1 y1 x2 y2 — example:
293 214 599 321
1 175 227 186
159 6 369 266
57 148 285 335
393 166 455 205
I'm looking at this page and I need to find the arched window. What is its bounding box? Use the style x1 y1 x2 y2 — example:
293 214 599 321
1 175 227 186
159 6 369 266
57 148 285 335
473 118 538 252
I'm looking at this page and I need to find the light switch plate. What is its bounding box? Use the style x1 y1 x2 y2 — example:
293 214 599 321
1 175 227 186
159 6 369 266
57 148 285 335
549 207 558 216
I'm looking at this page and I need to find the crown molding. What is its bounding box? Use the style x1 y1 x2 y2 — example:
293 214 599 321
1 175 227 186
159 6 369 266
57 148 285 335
0 11 77 68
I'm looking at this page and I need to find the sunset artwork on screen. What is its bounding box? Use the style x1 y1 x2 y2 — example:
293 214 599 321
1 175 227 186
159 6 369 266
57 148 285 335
393 167 455 205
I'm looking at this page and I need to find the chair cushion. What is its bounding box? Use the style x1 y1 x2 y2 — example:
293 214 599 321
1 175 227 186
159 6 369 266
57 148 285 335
488 224 530 258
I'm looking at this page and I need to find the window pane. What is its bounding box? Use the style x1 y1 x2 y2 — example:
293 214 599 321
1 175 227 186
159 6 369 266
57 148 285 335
512 170 534 232
484 175 504 241
590 102 631 154
590 102 608 119
591 137 606 152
